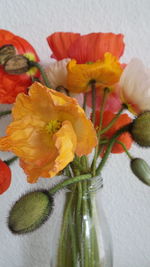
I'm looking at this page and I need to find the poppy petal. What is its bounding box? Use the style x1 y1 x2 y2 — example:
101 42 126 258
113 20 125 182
68 32 125 63
47 32 80 60
0 160 11 194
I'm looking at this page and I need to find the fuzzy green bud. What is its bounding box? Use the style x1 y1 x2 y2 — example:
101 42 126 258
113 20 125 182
8 190 53 234
131 158 150 186
130 111 150 147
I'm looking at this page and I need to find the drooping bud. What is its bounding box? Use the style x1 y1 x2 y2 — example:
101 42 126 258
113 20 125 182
130 158 150 186
4 55 30 74
130 111 150 147
8 190 54 234
0 45 16 65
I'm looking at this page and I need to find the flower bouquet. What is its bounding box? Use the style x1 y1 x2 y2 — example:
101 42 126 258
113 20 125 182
0 30 150 267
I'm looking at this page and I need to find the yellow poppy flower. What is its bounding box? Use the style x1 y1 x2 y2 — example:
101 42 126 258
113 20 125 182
0 82 97 183
67 52 122 93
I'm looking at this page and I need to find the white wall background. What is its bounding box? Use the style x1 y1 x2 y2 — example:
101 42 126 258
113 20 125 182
0 0 150 266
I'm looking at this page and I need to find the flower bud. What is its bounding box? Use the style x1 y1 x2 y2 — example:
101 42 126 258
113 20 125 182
4 55 30 74
130 111 150 147
0 45 16 65
8 190 54 234
130 158 150 186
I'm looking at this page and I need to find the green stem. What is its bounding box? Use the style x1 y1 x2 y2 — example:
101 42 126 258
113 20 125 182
117 140 133 159
82 181 89 266
97 87 110 136
69 201 77 266
99 139 108 145
0 110 11 118
76 183 82 246
97 144 105 159
29 61 51 88
88 188 100 267
80 155 89 173
56 178 101 267
91 88 109 176
4 156 18 165
57 186 76 267
49 173 92 195
71 158 88 174
100 104 125 135
96 124 131 175
64 164 72 177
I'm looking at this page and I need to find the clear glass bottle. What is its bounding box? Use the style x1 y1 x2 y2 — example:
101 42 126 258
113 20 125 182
50 176 113 267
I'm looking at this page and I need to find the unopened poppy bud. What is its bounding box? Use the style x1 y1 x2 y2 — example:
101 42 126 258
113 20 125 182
0 45 16 65
130 111 150 147
4 55 30 74
130 158 150 186
8 190 54 234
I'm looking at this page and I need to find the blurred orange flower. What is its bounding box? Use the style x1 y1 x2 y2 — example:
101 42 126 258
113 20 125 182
95 110 133 153
0 82 97 183
0 160 11 194
0 29 39 103
67 53 122 93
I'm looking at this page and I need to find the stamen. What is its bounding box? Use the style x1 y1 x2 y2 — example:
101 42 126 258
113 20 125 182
45 120 62 135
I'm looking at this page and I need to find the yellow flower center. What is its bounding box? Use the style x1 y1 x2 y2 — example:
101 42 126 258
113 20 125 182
24 53 37 76
45 120 62 135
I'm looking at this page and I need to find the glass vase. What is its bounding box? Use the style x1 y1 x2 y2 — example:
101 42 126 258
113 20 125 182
50 176 113 267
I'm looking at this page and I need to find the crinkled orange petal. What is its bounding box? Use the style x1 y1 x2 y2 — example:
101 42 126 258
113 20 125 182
47 32 125 63
68 32 125 63
12 82 84 121
67 53 122 93
12 82 97 156
47 32 80 60
20 120 77 183
0 116 55 161
0 82 97 182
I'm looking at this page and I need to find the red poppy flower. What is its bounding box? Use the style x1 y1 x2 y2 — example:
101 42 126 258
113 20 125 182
0 29 39 104
95 110 133 153
0 159 11 194
47 32 125 63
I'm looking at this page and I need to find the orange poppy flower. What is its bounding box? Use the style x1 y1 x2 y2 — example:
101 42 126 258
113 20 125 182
67 53 122 93
0 82 97 183
95 110 133 153
47 32 125 63
0 160 11 194
0 29 39 103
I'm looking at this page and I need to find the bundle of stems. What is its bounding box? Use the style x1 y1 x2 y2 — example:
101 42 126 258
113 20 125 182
51 85 131 267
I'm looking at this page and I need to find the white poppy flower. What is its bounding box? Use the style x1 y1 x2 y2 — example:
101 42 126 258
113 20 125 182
45 59 70 89
119 58 150 114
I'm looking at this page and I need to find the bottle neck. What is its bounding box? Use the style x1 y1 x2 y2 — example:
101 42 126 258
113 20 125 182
87 175 103 193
